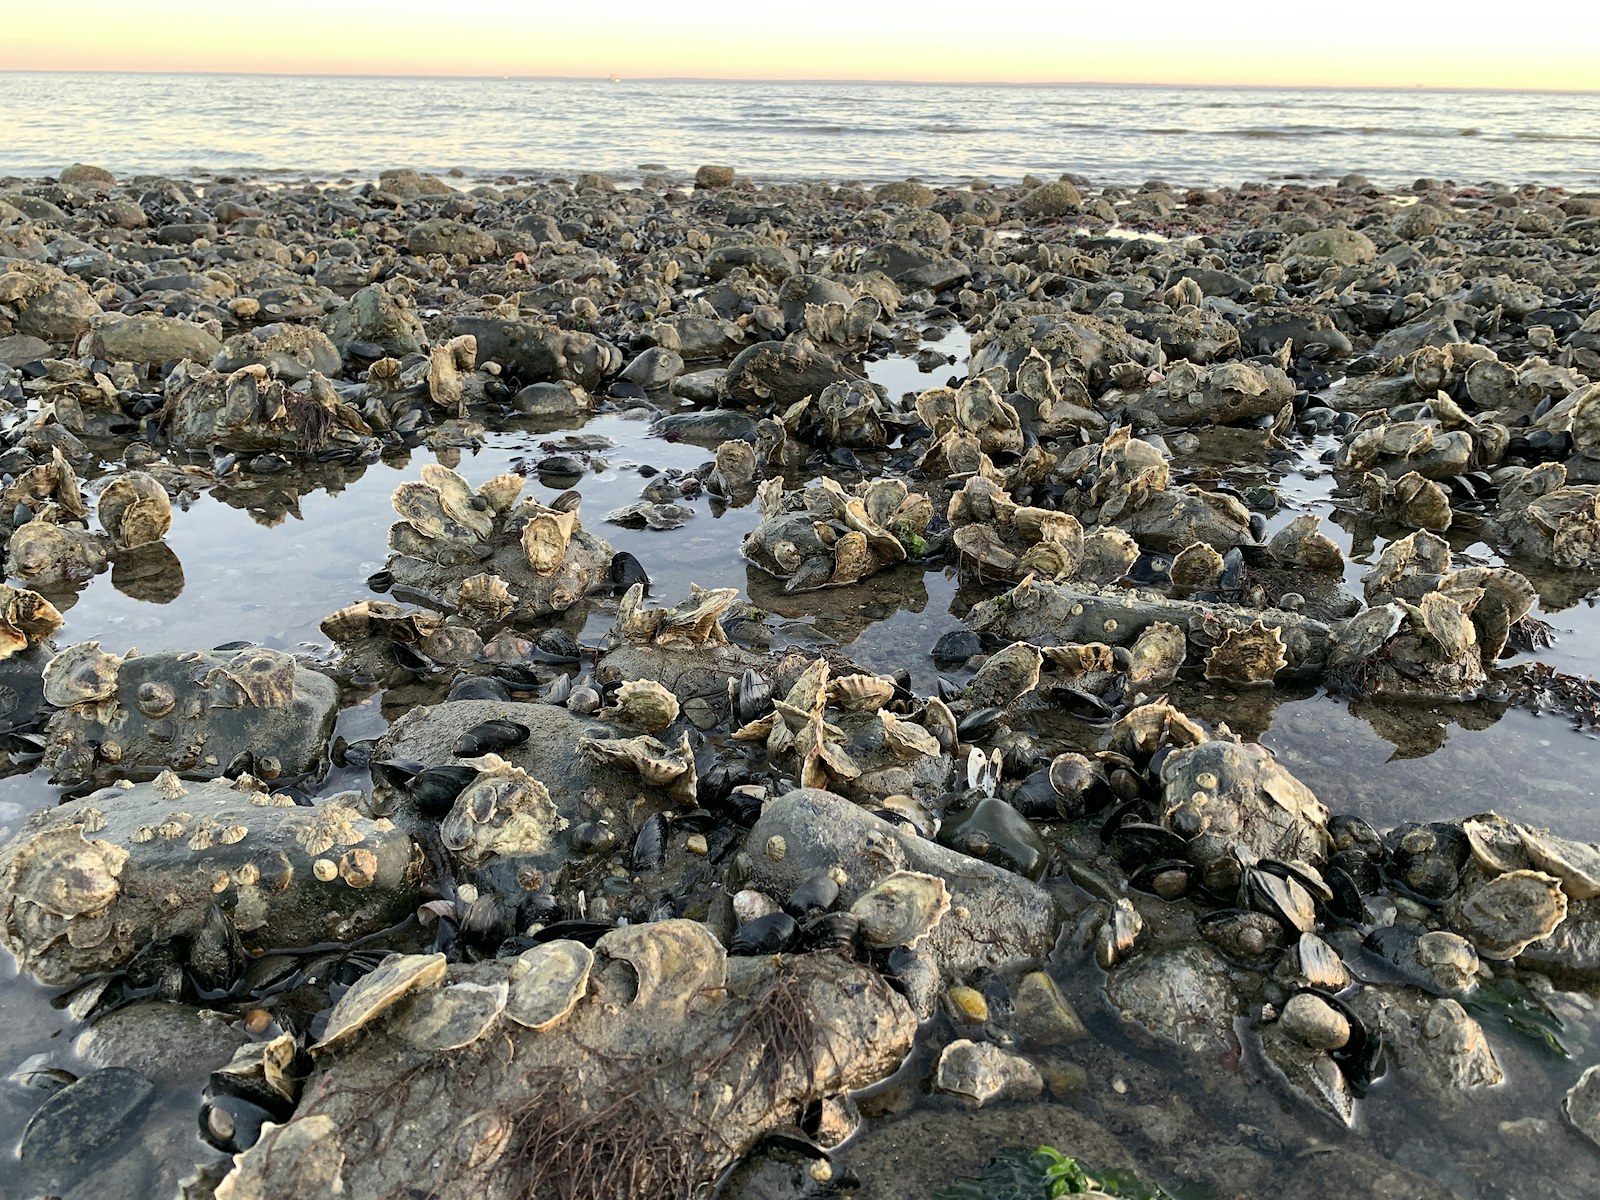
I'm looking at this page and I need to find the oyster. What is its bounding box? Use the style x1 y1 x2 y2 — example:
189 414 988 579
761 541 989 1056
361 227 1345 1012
0 584 63 661
438 756 565 866
453 573 518 625
1202 620 1289 687
520 505 577 576
97 472 172 549
965 641 1043 710
1126 621 1186 689
42 641 125 708
505 940 593 1032
1445 869 1567 960
314 952 448 1052
851 870 951 950
402 980 507 1053
601 679 681 732
578 731 697 806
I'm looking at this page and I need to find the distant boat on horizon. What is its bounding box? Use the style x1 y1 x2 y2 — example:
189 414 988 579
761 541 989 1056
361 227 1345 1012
608 73 621 83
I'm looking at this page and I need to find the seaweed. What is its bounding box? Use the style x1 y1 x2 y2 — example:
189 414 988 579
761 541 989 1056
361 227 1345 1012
933 1145 1203 1200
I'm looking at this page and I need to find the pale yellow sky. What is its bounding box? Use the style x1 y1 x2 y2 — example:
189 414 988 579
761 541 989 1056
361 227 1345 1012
3 0 1598 90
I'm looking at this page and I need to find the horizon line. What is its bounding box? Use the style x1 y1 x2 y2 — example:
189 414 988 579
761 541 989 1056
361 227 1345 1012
1 67 1597 96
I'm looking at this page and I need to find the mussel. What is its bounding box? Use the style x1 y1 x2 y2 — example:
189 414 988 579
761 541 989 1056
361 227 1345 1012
631 812 669 871
730 912 800 956
452 718 531 757
408 764 480 817
199 1094 275 1155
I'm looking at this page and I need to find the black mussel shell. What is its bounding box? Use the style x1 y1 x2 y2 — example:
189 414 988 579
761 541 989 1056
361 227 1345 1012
199 1094 274 1155
730 912 799 956
1108 821 1190 870
212 640 253 651
798 910 862 955
1257 857 1334 904
1385 821 1468 902
1098 797 1152 842
1107 765 1148 803
540 673 573 704
1130 859 1198 900
956 706 1005 742
785 872 840 917
1000 739 1045 780
1325 864 1368 922
461 895 513 946
1299 986 1386 1090
452 719 531 757
1220 546 1246 587
609 551 650 593
387 641 434 673
448 675 512 701
1009 768 1063 820
931 629 982 664
1048 684 1116 723
492 663 546 690
936 675 964 703
1329 813 1385 858
408 764 480 817
366 569 394 593
1329 847 1383 895
528 919 613 947
224 750 256 778
737 668 773 724
518 890 560 928
631 812 669 871
1242 866 1318 933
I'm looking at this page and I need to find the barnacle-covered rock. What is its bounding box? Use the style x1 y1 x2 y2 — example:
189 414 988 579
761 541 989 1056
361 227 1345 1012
1160 737 1332 888
214 920 914 1200
1105 943 1241 1055
742 476 933 590
383 469 611 621
1117 358 1295 430
161 363 372 454
969 576 1334 679
40 644 338 786
744 788 1060 979
0 775 417 986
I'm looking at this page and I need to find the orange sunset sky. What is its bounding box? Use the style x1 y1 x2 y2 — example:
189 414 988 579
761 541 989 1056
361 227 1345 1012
3 0 1598 90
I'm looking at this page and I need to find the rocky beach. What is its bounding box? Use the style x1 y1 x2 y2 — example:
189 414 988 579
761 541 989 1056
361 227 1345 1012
1 156 1600 1200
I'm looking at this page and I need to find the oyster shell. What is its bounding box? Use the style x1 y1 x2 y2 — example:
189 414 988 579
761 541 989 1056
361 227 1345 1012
0 584 63 661
504 940 593 1031
97 472 172 549
1127 621 1186 689
454 573 518 625
601 679 680 732
965 641 1043 710
314 952 447 1052
42 641 125 708
850 870 951 950
1203 620 1288 687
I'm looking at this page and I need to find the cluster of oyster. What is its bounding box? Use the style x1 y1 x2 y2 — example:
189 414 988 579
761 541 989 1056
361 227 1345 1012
741 475 935 591
383 465 614 620
947 474 1138 585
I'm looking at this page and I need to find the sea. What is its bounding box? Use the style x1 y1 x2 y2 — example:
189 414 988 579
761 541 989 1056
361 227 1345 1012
1 71 1597 190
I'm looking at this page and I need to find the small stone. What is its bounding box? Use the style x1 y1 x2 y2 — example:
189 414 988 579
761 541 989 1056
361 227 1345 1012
685 833 708 857
1278 992 1351 1051
932 1039 1042 1105
1010 970 1086 1046
694 165 736 189
1566 1064 1600 1149
945 985 989 1024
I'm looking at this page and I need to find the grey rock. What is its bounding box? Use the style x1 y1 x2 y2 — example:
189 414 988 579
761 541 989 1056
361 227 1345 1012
323 284 425 357
1346 987 1502 1093
87 313 222 365
74 1001 249 1081
717 339 850 410
933 1039 1043 1104
1104 944 1240 1054
743 788 1061 979
19 1067 154 1185
408 217 497 261
450 316 622 390
213 323 341 382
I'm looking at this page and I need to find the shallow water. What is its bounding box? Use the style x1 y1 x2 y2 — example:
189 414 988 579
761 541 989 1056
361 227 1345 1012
3 74 1599 189
3 323 1600 1195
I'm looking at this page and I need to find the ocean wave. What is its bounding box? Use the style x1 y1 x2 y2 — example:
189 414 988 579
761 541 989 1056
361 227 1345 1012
1511 130 1600 144
915 124 982 134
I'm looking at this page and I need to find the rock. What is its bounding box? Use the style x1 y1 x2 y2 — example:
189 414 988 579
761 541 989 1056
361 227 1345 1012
323 284 425 357
408 217 498 261
513 379 591 417
874 180 935 207
0 775 417 986
1 262 102 344
213 923 915 1200
87 313 222 366
40 643 339 787
1018 181 1082 217
213 324 341 382
376 168 454 198
1259 1023 1356 1127
619 345 685 389
74 1001 249 1080
59 163 117 188
695 164 737 188
1347 988 1502 1092
933 1039 1043 1104
1009 970 1086 1047
1105 944 1240 1054
0 332 51 365
704 243 799 283
1565 1064 1600 1150
857 241 970 291
18 1067 154 1185
1285 225 1377 265
449 316 621 390
160 362 365 454
742 788 1060 979
717 339 850 409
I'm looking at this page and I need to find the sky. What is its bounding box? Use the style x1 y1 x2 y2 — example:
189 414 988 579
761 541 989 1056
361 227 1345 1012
4 0 1599 91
